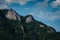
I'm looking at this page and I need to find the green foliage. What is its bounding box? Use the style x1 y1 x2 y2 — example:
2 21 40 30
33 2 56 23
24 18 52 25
45 32 60 40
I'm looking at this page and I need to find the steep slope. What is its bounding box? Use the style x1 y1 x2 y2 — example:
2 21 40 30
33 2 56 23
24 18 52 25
0 9 59 40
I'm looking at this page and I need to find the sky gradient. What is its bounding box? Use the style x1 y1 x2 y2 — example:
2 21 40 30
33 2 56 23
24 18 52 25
0 0 60 32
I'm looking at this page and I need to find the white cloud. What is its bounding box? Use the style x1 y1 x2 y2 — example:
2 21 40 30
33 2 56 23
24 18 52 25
0 3 8 9
19 0 36 5
36 2 47 8
5 0 12 3
22 0 60 21
48 11 60 21
32 10 60 21
36 0 48 8
0 0 8 9
49 15 60 21
19 0 27 5
35 0 60 21
31 0 49 13
5 0 36 5
0 0 36 9
50 0 60 7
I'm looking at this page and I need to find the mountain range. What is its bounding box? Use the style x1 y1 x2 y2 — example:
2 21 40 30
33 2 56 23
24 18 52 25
0 9 60 40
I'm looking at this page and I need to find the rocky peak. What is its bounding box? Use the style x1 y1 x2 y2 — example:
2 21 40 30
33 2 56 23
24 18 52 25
6 9 21 21
6 9 16 20
25 15 33 23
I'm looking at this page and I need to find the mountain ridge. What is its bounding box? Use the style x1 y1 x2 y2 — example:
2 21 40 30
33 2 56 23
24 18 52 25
0 9 56 33
0 9 60 40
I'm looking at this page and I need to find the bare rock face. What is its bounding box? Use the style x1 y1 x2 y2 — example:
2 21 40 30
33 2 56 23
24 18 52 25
21 26 25 33
39 24 45 27
6 9 21 21
47 27 56 33
25 15 33 23
6 9 16 20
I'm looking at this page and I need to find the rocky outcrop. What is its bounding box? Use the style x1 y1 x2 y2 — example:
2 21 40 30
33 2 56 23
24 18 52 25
6 9 21 21
39 24 45 27
6 9 17 20
25 15 33 23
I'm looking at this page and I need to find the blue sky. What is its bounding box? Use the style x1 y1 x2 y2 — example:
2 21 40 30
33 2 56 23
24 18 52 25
0 0 60 32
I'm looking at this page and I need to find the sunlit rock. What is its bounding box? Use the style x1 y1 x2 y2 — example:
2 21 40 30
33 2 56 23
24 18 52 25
39 24 45 27
6 9 16 20
6 9 21 21
25 15 33 23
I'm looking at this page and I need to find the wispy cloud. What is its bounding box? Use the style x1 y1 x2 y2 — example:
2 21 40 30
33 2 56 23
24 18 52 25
0 1 8 9
39 11 60 21
18 0 36 5
49 11 60 21
0 0 60 21
0 0 36 9
50 0 60 7
49 15 60 21
5 0 36 5
30 10 60 21
28 0 60 21
35 0 49 8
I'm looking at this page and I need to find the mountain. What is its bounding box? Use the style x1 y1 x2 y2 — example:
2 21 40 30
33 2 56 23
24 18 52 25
0 9 60 40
